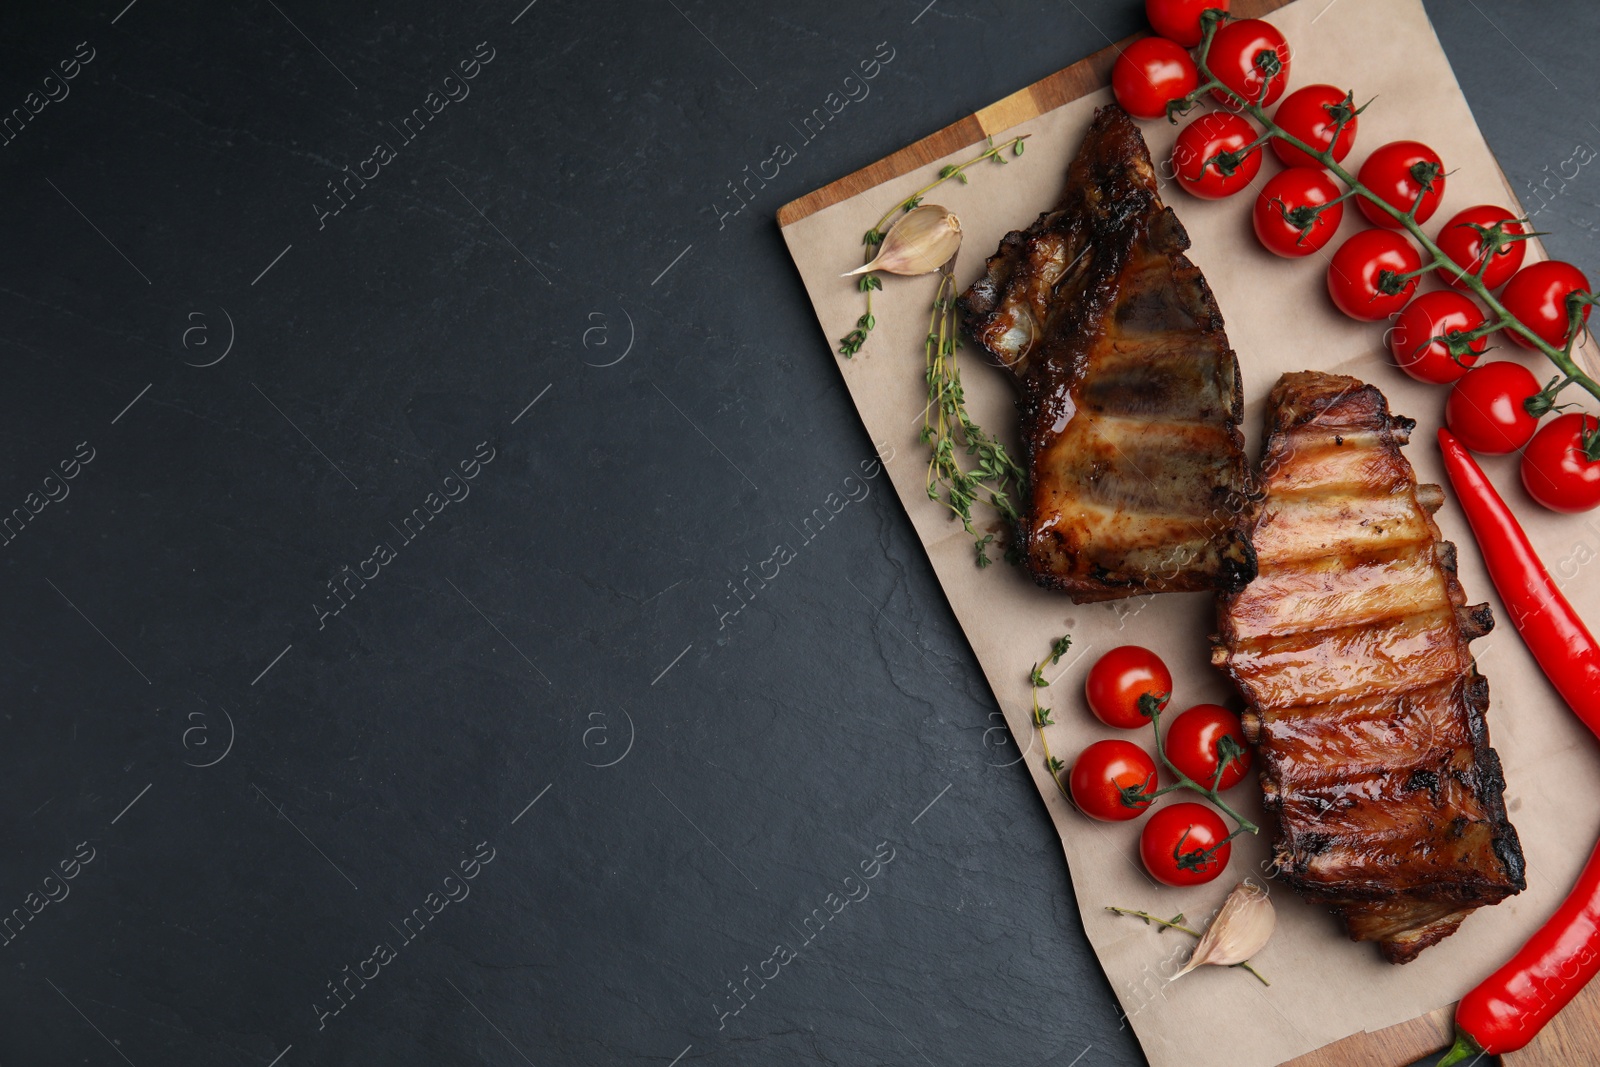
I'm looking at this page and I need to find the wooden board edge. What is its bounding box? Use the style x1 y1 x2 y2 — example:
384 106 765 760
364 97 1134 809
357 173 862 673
1279 1005 1456 1067
773 111 989 229
773 0 1293 230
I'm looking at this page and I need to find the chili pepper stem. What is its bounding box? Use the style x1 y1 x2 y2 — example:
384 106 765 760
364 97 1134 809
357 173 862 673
1435 1030 1481 1067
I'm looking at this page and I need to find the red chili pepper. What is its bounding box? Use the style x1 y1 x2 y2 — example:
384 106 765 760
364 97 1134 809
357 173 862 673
1439 838 1600 1062
1437 428 1600 739
1436 428 1600 1062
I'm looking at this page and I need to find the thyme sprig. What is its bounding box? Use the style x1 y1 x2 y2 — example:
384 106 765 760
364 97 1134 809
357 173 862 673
837 134 1029 359
838 271 882 358
1181 9 1600 411
1025 635 1074 797
1103 907 1270 986
835 135 1033 564
922 258 1028 567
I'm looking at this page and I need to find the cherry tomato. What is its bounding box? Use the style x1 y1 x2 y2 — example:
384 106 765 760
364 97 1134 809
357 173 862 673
1146 0 1229 47
1522 413 1600 513
1208 18 1291 107
1445 362 1543 455
1173 111 1261 200
1356 141 1445 229
1140 802 1232 886
1085 645 1173 729
1269 84 1358 169
1113 37 1200 120
1165 704 1252 791
1252 167 1342 257
1388 290 1488 384
1069 740 1158 822
1326 228 1422 321
1500 260 1592 350
1434 205 1527 291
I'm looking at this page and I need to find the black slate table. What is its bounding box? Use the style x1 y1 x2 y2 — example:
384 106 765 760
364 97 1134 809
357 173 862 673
3 2 1595 1064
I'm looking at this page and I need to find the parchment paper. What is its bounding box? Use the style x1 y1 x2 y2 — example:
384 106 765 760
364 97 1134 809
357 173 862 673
780 0 1600 1064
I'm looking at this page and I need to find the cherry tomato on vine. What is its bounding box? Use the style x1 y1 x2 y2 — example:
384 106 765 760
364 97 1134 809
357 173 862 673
1172 111 1261 200
1145 0 1229 48
1140 802 1231 886
1269 84 1358 168
1112 37 1200 120
1388 290 1488 384
1500 260 1592 350
1327 228 1422 321
1207 18 1292 107
1252 167 1342 257
1522 413 1600 513
1434 205 1527 291
1164 704 1252 791
1357 141 1446 228
1085 645 1172 729
1445 362 1543 455
1069 740 1158 822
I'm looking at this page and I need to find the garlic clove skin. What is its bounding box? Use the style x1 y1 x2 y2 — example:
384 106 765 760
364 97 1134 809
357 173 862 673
844 205 963 277
1171 880 1276 981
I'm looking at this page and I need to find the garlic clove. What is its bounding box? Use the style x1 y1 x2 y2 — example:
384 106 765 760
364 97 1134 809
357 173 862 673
844 204 963 277
1171 880 1276 981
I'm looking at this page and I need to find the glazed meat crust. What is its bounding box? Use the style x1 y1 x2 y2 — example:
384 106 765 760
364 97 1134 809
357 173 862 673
1216 371 1525 964
959 104 1256 603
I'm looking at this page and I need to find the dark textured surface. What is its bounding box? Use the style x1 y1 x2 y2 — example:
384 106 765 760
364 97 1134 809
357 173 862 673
0 1 1593 1064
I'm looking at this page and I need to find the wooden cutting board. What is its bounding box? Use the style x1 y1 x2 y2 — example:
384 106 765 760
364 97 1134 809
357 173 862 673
777 1 1600 1064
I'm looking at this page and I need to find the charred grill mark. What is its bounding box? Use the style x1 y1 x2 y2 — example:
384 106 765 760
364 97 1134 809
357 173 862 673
1405 767 1439 790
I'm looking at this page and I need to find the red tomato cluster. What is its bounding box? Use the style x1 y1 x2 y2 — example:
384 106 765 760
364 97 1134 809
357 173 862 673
1117 2 1599 513
1328 229 1419 321
1521 413 1600 513
1389 291 1486 383
1435 206 1526 290
1358 141 1445 228
1252 168 1342 257
1415 251 1593 510
1172 111 1260 200
1112 37 1199 121
1270 84 1357 168
1068 645 1251 887
1445 361 1541 455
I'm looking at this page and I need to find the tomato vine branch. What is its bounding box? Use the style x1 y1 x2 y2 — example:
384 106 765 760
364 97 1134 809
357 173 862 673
1136 691 1259 841
1181 9 1600 409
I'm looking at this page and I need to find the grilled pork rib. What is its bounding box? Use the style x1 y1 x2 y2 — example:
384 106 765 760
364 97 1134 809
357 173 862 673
1216 371 1525 963
959 104 1256 603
